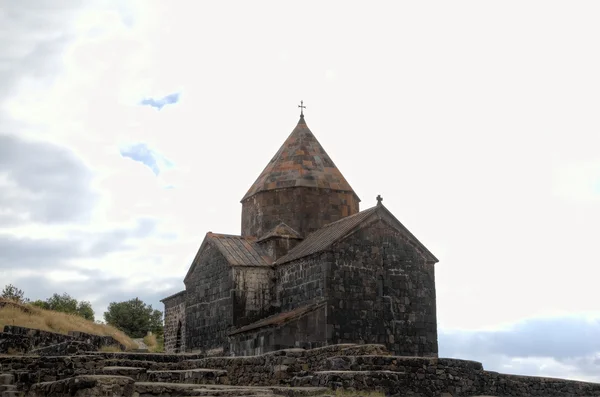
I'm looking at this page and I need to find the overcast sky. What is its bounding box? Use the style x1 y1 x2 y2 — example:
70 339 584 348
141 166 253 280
1 0 599 382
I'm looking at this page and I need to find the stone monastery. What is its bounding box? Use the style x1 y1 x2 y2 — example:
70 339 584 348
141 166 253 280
162 108 439 357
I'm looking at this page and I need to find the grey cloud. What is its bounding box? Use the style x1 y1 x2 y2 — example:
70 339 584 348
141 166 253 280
0 133 97 226
0 1 83 100
440 316 600 360
0 235 78 269
0 217 158 269
440 316 600 380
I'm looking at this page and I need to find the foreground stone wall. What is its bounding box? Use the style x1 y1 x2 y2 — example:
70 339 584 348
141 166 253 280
0 326 125 354
0 352 202 391
4 344 600 396
328 219 438 357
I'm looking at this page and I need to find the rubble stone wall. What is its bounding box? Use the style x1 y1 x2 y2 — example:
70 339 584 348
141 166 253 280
0 326 125 354
4 345 600 396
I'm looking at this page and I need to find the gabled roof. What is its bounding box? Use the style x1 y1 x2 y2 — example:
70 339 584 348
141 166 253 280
257 222 303 242
184 233 273 282
275 204 438 265
160 290 186 303
241 116 358 201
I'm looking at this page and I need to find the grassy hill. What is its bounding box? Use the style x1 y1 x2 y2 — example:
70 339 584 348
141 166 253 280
0 298 136 350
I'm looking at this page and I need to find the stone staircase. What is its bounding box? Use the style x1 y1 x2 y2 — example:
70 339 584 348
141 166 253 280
5 344 599 396
17 351 336 397
27 375 332 397
0 373 19 397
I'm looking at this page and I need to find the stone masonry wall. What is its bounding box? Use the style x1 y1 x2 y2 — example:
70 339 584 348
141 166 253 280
327 219 438 356
275 252 330 312
0 326 125 354
162 291 186 354
184 243 233 354
232 267 274 328
241 187 359 238
5 345 600 395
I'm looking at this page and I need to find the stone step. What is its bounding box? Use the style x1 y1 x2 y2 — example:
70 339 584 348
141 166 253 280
147 368 229 385
324 355 483 372
101 366 148 381
28 375 135 397
102 358 174 370
0 375 13 386
133 382 330 397
291 370 406 389
0 385 16 392
134 382 276 396
269 386 329 397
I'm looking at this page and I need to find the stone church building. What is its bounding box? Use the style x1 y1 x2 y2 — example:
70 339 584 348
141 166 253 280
161 111 440 357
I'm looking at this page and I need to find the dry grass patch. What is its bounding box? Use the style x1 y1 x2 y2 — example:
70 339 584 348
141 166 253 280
99 345 123 353
0 298 136 350
143 333 157 349
143 333 164 352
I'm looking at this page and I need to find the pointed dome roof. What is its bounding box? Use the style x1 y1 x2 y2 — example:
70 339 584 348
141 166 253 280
242 116 357 201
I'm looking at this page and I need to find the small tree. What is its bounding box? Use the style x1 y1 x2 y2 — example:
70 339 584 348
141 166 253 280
77 300 95 321
1 284 28 303
30 299 49 309
46 293 78 314
31 293 95 321
104 298 163 338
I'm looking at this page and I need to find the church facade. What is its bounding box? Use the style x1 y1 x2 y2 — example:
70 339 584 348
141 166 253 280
161 112 440 357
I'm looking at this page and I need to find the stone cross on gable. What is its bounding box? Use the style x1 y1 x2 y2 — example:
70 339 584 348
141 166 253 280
298 100 306 117
376 195 383 205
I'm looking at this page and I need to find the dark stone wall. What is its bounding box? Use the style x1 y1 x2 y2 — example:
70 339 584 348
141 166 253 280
232 267 275 327
162 291 186 354
229 305 327 356
241 187 359 238
326 219 438 356
184 243 233 354
275 252 330 312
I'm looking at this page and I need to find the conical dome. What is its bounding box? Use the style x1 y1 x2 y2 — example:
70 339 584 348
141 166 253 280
242 116 356 201
241 115 360 238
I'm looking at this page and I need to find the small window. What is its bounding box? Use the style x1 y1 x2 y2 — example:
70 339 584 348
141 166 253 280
377 275 385 297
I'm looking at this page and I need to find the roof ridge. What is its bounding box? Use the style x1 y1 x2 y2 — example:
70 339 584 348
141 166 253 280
318 205 378 229
208 232 249 239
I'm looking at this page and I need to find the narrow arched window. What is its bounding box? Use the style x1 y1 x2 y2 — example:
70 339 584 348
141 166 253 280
377 275 385 297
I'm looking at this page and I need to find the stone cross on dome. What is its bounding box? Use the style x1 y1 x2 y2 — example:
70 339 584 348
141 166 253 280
298 100 306 117
376 195 383 205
